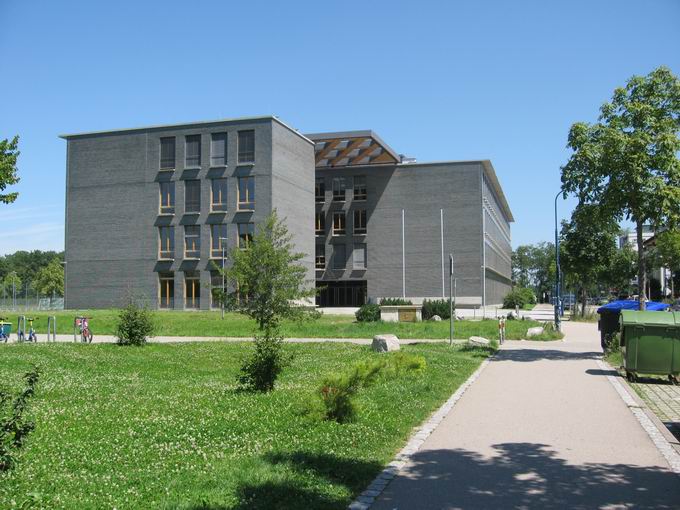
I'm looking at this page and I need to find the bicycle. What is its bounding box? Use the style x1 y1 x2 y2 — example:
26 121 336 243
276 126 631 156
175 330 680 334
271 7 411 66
0 318 9 343
25 317 38 342
76 317 93 343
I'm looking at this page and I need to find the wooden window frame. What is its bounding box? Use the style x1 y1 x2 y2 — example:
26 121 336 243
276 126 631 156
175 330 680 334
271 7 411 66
159 272 174 308
211 224 228 259
315 244 325 270
237 176 255 211
184 225 201 259
184 271 200 309
211 178 228 212
315 212 325 236
332 211 346 236
159 181 175 214
238 223 254 249
159 226 175 260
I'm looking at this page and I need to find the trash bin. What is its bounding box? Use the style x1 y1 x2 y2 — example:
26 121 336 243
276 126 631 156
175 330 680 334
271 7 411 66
620 310 680 383
597 300 669 350
0 321 10 341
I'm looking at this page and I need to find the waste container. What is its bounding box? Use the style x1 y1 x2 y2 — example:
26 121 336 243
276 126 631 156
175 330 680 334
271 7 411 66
0 321 10 342
620 310 680 383
597 300 669 350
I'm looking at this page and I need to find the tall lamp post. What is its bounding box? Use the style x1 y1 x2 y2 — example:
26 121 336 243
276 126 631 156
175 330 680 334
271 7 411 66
554 189 566 332
220 237 228 320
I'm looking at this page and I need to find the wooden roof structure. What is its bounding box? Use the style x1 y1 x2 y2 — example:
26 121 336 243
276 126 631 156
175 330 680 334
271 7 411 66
305 130 400 168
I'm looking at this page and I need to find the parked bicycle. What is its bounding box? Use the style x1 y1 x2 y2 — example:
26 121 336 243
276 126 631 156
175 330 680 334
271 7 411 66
18 317 38 342
75 316 93 343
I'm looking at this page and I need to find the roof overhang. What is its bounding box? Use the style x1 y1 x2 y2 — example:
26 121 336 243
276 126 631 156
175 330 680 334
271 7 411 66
305 130 400 168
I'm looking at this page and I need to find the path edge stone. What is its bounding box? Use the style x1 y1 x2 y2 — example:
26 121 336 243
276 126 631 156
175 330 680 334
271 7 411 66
347 355 494 509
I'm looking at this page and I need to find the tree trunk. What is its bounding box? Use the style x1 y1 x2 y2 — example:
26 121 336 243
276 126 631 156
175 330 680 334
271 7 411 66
636 219 647 310
580 286 587 318
671 271 675 299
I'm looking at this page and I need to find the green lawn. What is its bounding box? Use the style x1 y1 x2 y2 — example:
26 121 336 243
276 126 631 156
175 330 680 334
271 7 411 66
0 341 492 509
0 310 562 340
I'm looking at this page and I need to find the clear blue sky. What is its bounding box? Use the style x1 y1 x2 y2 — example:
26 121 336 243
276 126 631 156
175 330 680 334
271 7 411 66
1 0 678 255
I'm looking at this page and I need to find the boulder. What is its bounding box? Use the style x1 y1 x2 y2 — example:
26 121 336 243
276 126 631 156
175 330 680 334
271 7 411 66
468 336 490 346
372 334 400 352
430 315 442 321
526 327 544 338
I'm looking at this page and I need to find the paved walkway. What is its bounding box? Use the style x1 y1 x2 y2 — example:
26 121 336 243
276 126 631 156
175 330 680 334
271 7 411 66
631 379 680 442
372 321 680 509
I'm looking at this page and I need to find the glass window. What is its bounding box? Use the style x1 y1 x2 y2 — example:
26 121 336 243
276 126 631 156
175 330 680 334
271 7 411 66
159 181 175 214
211 270 226 309
185 135 201 167
159 226 174 259
238 223 254 249
184 270 200 309
210 132 227 166
160 137 175 170
315 244 325 270
353 209 367 235
332 178 345 202
333 244 346 269
353 243 367 269
353 176 367 201
159 272 174 308
332 211 346 236
315 212 325 236
315 179 325 202
184 225 200 259
211 178 228 211
211 224 228 258
238 130 255 163
185 180 201 213
238 176 255 210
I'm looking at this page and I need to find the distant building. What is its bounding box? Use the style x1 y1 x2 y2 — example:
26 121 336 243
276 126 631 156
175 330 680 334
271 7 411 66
618 225 654 250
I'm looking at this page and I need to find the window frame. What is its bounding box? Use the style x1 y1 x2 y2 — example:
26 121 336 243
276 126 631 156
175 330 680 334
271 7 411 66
315 244 326 270
160 137 176 170
332 211 346 236
210 132 227 167
332 178 346 202
333 244 346 270
237 130 255 163
353 176 367 201
185 134 201 168
211 178 228 212
353 243 367 270
237 176 255 211
238 223 254 249
184 225 201 259
159 272 174 308
315 179 325 203
184 270 201 309
184 179 201 214
158 226 175 260
315 211 325 236
210 224 228 259
353 209 367 235
159 181 175 215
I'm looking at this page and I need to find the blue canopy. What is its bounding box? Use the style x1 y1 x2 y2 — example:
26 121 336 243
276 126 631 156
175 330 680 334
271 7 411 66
597 300 670 313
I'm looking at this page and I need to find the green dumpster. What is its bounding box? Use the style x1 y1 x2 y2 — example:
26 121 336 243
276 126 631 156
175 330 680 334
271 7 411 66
0 321 10 342
620 310 680 383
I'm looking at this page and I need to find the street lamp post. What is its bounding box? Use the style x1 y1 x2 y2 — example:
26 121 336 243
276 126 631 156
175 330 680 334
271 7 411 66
220 237 228 320
554 189 566 332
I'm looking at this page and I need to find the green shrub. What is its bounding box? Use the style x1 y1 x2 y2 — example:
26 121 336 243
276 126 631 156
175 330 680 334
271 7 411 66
238 330 289 392
379 298 413 305
115 299 156 346
503 287 536 309
422 299 452 320
1 367 40 472
355 304 381 322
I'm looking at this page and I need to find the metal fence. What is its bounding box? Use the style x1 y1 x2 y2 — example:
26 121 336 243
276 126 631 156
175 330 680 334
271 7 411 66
0 283 64 311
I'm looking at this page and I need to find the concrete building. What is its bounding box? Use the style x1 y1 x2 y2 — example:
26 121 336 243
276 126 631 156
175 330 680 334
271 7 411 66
61 117 513 310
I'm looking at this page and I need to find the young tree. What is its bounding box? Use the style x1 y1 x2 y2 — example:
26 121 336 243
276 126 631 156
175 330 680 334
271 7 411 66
561 66 680 310
222 210 316 391
32 259 64 297
0 136 20 204
2 271 21 296
650 229 680 298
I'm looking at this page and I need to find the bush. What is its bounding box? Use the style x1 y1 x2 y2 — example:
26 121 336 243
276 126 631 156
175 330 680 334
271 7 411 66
115 299 156 346
319 352 426 423
355 303 381 322
422 299 452 320
1 367 40 472
379 298 413 305
503 287 536 309
238 330 289 392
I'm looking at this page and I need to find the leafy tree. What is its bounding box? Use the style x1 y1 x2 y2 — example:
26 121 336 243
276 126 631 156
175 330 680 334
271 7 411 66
2 271 21 295
561 66 680 310
0 136 20 204
0 250 64 284
32 259 64 297
602 244 638 297
560 205 618 315
511 245 534 288
222 210 315 391
648 229 680 298
510 243 556 301
115 297 156 346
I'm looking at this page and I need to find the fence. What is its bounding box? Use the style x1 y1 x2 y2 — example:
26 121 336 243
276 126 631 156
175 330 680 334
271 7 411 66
0 283 64 311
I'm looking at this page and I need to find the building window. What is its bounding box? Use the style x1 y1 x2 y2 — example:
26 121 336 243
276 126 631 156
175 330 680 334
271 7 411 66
238 130 255 163
238 176 255 210
353 243 367 269
353 176 367 201
238 223 254 249
210 132 227 166
159 226 174 259
353 209 367 235
185 134 201 167
211 178 228 211
160 137 176 170
211 270 226 309
185 180 201 213
184 271 200 309
159 272 174 308
315 212 325 236
159 181 175 214
332 211 346 236
315 179 325 203
315 244 325 270
333 244 346 269
184 225 200 259
211 224 228 258
332 178 345 202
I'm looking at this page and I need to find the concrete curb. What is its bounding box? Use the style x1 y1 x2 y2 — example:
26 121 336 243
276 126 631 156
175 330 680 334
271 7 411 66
596 358 680 475
347 355 494 510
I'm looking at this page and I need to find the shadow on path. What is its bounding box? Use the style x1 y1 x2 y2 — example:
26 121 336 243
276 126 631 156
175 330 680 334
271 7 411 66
495 349 602 363
375 443 680 509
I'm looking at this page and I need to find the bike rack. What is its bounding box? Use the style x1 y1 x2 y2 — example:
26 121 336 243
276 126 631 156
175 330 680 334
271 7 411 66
73 317 79 342
47 316 57 342
17 315 26 342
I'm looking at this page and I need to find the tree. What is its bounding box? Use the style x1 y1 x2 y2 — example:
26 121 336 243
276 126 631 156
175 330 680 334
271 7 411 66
649 229 680 298
2 271 21 296
222 210 316 391
602 244 637 297
561 66 680 310
32 259 64 297
511 245 533 288
0 136 20 204
560 205 618 316
511 243 556 301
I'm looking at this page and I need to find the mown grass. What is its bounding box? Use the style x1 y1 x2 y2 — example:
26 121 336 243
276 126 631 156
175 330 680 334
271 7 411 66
0 310 563 340
0 341 491 509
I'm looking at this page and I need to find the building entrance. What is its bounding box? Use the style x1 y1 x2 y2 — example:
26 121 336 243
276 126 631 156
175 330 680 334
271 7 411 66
316 281 367 307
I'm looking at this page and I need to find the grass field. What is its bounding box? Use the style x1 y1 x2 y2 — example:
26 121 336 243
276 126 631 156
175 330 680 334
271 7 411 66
0 310 562 340
0 341 492 509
